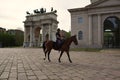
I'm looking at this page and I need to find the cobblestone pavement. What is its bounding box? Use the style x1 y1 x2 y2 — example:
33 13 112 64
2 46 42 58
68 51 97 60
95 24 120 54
0 48 120 80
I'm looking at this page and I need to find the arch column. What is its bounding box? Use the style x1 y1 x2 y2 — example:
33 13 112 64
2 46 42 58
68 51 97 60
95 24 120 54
48 24 51 40
98 14 102 48
23 26 27 47
51 23 57 41
38 27 41 47
41 25 44 43
88 15 93 46
29 26 33 47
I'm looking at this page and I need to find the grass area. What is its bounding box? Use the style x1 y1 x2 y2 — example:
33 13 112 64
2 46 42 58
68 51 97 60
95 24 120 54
70 48 102 52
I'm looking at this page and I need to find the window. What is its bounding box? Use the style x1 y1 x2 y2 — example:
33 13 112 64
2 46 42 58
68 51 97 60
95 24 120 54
78 17 83 23
78 31 83 40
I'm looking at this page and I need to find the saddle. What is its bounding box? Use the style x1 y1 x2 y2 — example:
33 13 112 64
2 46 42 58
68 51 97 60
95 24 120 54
53 40 64 50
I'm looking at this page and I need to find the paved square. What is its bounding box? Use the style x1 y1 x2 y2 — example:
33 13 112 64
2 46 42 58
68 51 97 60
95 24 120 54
0 48 120 80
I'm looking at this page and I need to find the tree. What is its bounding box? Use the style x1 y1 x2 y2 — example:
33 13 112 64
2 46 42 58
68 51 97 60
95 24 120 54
0 33 15 47
66 31 71 38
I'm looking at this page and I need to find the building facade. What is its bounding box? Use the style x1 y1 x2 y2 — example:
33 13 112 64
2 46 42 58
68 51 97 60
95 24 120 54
68 0 120 48
23 11 58 47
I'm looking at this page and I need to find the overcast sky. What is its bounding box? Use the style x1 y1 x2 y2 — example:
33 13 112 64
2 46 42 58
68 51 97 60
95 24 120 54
0 0 90 31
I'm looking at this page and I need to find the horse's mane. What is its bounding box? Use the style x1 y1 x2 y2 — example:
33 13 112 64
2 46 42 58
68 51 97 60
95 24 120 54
63 35 75 45
65 35 75 41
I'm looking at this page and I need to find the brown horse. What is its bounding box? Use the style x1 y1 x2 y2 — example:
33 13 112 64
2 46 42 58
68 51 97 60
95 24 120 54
43 35 78 63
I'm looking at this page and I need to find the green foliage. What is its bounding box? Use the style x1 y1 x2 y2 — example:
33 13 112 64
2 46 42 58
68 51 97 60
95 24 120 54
65 31 71 38
14 33 24 46
0 33 15 47
104 32 113 37
0 32 24 47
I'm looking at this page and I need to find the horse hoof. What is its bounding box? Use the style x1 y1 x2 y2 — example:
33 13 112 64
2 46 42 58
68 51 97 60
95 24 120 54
58 60 61 63
43 58 45 60
70 61 72 63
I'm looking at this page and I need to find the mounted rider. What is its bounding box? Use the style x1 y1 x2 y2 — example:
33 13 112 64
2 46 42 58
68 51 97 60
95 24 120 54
56 28 62 49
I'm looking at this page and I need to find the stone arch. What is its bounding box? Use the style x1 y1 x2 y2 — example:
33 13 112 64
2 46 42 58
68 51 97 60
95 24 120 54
103 16 120 48
23 12 59 47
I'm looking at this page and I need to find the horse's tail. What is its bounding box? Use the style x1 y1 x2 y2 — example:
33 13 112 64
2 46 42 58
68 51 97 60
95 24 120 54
42 41 46 53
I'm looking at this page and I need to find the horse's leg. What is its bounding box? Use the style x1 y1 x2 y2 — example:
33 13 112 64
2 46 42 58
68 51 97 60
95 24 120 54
66 51 72 63
43 41 46 53
58 51 64 63
43 41 47 60
44 50 48 60
48 50 51 62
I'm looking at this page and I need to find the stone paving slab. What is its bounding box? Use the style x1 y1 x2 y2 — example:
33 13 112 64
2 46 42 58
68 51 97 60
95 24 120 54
0 48 120 80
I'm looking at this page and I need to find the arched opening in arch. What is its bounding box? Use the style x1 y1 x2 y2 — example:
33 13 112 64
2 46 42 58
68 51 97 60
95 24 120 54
103 16 120 48
34 27 41 46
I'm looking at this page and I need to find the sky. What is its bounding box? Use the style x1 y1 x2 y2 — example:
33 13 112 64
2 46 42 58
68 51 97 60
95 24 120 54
0 0 90 32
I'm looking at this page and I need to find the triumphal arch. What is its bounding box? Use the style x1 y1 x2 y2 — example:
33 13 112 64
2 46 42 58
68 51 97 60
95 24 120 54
23 8 59 47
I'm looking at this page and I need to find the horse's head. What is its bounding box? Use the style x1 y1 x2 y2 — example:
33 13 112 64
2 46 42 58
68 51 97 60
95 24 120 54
72 35 78 45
